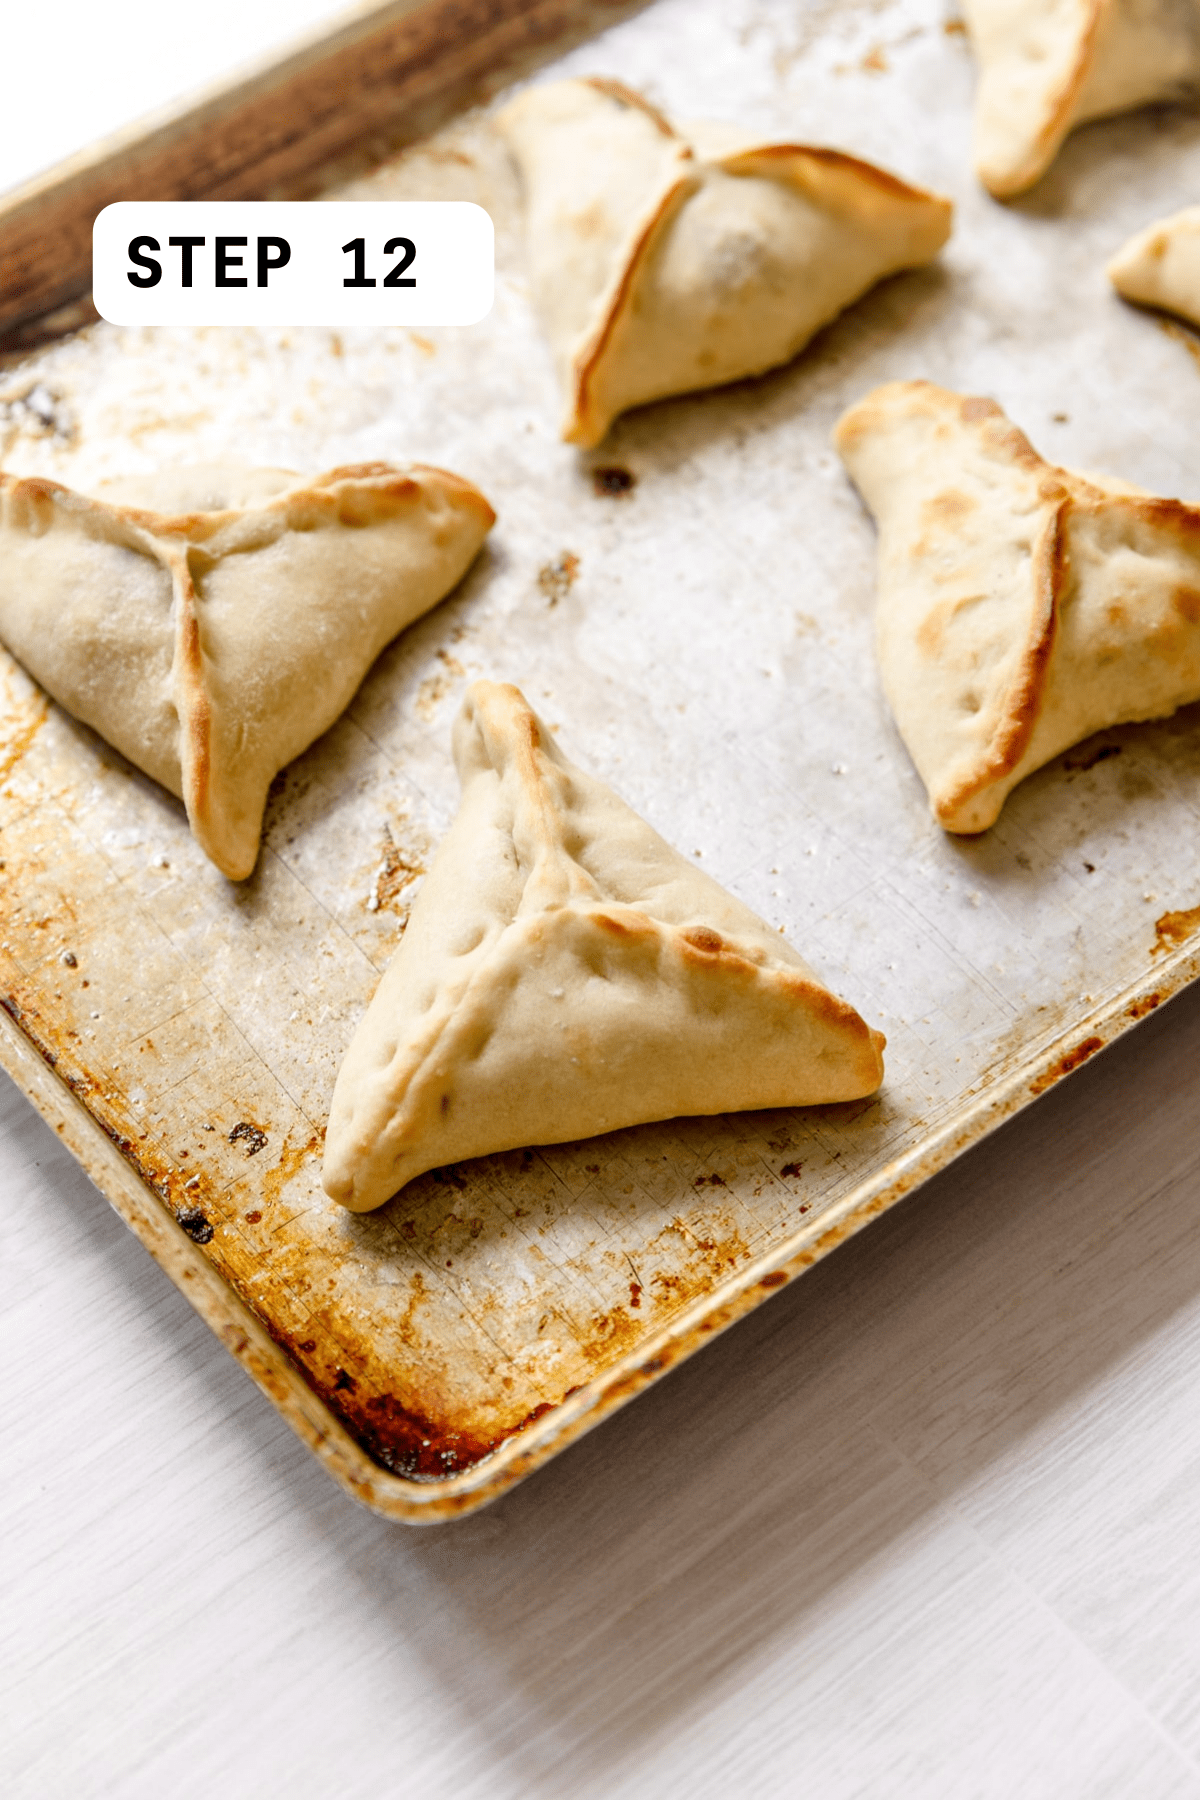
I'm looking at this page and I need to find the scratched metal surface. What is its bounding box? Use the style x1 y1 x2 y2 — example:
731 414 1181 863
4 0 1200 1517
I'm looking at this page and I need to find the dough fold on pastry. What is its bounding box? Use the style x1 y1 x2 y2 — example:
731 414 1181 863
1109 204 1200 324
497 77 952 447
834 380 1200 832
323 681 885 1212
964 0 1200 198
0 461 495 879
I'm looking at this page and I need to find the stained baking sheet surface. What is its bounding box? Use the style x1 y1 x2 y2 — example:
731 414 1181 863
4 0 1200 1518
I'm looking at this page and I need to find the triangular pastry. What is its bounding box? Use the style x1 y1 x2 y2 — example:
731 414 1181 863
834 380 1200 832
322 681 885 1212
964 0 1200 198
1109 204 1200 324
497 77 952 447
0 461 494 879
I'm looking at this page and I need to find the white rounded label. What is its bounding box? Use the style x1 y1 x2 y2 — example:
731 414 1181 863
92 201 494 327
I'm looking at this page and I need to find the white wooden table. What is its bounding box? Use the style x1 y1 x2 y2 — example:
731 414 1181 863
6 7 1200 1795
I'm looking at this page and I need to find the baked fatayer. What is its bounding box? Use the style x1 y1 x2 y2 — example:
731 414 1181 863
498 76 952 447
323 681 885 1212
1109 205 1200 326
964 0 1200 199
0 461 494 879
835 380 1200 832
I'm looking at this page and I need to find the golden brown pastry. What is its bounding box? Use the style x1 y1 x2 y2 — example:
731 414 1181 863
497 77 953 447
834 380 1200 831
964 0 1200 198
323 681 885 1212
1109 204 1200 323
0 462 495 879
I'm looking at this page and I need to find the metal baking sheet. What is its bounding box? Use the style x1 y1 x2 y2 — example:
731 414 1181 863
4 0 1200 1521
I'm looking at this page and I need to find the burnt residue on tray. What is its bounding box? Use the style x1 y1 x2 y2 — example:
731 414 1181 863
340 1380 594 1482
176 1207 214 1244
228 1121 268 1155
1152 904 1200 954
591 464 636 497
356 1391 499 1478
272 1343 508 1478
1029 1035 1106 1096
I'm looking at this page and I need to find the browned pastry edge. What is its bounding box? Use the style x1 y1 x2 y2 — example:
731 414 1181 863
570 165 696 446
